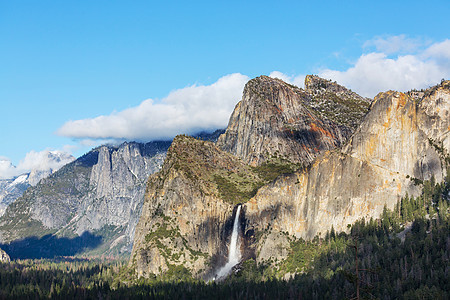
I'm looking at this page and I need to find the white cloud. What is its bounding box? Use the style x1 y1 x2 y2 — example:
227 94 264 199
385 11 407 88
0 150 75 180
269 71 305 88
57 73 249 141
363 34 425 55
319 39 450 97
423 39 450 70
0 159 18 180
55 38 450 142
18 150 74 173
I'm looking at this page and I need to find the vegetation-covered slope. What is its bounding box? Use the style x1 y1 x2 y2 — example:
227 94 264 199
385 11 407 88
0 172 448 299
131 135 287 278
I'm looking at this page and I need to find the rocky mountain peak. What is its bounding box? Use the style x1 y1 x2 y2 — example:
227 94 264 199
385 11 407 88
245 80 449 250
247 75 313 115
304 74 365 100
305 74 344 93
217 75 370 166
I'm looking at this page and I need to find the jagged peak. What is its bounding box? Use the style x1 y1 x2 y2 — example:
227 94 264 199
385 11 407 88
244 74 370 105
249 75 291 85
248 74 346 92
422 78 450 98
304 75 371 102
244 75 304 98
218 74 373 166
304 74 336 90
304 74 349 92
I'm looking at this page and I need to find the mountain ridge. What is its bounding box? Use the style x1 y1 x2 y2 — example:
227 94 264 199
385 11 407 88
132 76 449 279
0 141 171 256
244 80 449 264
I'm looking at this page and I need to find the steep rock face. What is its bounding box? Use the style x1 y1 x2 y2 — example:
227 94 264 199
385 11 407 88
244 81 450 261
130 78 447 277
0 141 170 255
217 75 371 166
131 136 263 278
64 142 169 252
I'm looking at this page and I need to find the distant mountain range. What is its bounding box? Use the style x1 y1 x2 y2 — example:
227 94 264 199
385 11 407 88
0 131 223 258
0 175 29 218
0 151 75 217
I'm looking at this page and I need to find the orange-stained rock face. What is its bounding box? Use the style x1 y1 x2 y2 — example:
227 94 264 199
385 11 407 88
244 81 449 262
217 75 371 166
131 77 449 278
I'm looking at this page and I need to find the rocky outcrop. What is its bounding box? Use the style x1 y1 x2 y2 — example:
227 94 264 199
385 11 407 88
0 141 171 255
304 75 371 131
244 81 450 261
57 142 169 253
217 75 371 166
131 135 263 278
0 247 10 262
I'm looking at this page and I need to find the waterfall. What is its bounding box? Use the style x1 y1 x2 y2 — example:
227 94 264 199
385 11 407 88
215 205 242 280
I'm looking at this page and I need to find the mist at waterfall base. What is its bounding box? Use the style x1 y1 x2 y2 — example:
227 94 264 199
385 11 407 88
211 205 242 281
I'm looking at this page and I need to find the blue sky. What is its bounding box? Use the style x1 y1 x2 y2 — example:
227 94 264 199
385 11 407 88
1 0 449 177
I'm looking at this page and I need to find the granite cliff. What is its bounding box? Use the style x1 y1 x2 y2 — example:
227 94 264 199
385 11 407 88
131 135 264 278
0 141 170 256
244 80 450 262
132 77 449 279
217 75 371 166
131 75 373 278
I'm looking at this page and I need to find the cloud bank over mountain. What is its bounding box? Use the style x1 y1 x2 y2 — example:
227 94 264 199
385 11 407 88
56 37 449 144
57 73 249 141
0 150 75 179
320 38 450 97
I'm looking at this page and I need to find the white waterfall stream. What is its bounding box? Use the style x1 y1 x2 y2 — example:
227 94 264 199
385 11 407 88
215 205 242 280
